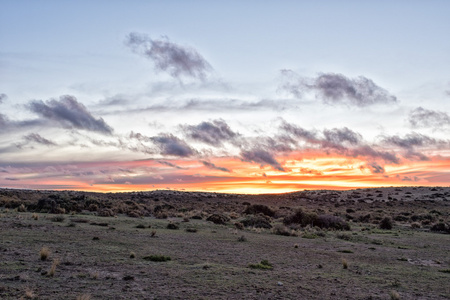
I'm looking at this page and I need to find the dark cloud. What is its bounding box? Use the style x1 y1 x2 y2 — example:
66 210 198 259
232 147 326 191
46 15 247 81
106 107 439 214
279 121 318 143
241 148 285 171
350 146 399 164
27 95 113 134
200 161 231 173
151 134 196 157
382 132 438 149
157 160 185 169
408 107 450 129
366 162 385 174
126 33 212 80
323 127 362 145
0 114 8 127
182 119 238 146
23 133 57 146
0 93 7 104
280 71 397 106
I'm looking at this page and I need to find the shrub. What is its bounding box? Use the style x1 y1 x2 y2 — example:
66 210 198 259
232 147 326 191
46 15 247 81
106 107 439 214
284 209 350 230
143 255 171 262
40 247 50 261
273 224 292 236
32 213 39 220
379 217 393 230
244 204 275 217
237 235 247 242
185 227 198 233
167 222 179 230
130 252 136 258
206 214 230 225
430 222 450 234
241 214 272 229
18 204 26 212
50 216 65 222
248 260 273 270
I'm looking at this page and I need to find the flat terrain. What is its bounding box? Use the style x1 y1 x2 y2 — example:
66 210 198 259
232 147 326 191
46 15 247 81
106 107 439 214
0 187 449 299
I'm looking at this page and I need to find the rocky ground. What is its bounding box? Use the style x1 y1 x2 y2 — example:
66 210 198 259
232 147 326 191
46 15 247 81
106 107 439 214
0 187 449 299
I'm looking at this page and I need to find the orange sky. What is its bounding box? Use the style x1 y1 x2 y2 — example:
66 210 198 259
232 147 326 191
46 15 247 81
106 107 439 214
4 153 448 194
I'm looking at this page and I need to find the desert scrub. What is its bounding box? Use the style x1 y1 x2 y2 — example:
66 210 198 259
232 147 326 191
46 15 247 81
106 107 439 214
39 247 50 261
379 217 393 230
50 215 65 222
248 260 273 270
143 255 171 262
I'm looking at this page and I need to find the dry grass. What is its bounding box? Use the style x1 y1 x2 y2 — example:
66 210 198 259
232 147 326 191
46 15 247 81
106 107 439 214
24 288 35 299
342 258 348 269
76 294 91 300
39 247 49 261
130 251 136 258
390 290 400 300
32 213 39 220
48 258 60 277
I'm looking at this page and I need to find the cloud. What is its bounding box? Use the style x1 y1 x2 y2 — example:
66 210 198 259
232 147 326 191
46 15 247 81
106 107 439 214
23 133 57 146
0 93 7 104
151 134 196 157
27 95 113 134
200 160 231 173
366 162 385 174
323 127 362 146
280 71 397 106
182 119 238 146
157 160 185 169
382 132 439 149
408 107 450 129
126 32 212 80
241 148 285 171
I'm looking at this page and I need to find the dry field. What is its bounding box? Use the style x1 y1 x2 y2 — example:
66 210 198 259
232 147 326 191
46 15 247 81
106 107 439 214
0 187 449 299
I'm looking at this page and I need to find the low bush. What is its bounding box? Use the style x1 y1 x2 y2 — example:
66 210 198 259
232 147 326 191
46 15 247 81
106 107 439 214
379 217 393 230
241 214 272 229
283 209 350 230
143 255 171 262
244 204 275 217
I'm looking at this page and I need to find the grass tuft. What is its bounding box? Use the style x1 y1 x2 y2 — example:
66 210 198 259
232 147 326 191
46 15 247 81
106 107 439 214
248 259 273 270
39 247 50 261
48 258 60 277
342 258 348 269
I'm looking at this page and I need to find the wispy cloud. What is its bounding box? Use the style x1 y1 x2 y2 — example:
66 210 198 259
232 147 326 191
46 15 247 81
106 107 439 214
27 95 113 134
23 133 57 146
200 160 231 172
241 148 285 172
408 107 450 129
126 33 212 80
0 93 7 104
280 70 397 106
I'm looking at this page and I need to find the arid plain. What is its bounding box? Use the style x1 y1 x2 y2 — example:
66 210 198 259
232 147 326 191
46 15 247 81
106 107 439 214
1 187 449 299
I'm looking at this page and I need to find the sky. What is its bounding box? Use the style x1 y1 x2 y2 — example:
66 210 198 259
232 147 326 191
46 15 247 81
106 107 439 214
1 1 450 194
